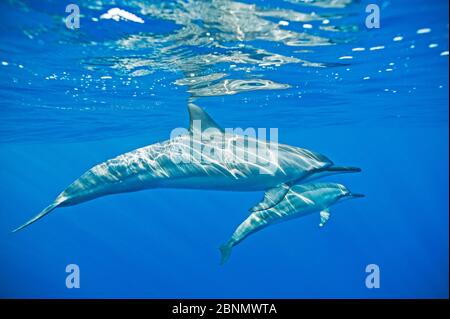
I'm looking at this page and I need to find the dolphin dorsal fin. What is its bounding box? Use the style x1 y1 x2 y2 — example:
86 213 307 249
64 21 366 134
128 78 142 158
188 103 223 134
250 183 291 212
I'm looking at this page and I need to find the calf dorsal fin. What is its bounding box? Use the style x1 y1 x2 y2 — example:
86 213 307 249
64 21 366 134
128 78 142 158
250 183 290 212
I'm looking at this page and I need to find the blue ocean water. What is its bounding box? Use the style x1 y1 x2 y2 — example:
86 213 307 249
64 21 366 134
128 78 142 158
0 0 448 298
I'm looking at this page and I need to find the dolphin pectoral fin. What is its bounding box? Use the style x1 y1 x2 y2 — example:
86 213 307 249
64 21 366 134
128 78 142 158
12 202 60 233
250 183 290 212
219 241 233 265
188 103 224 134
319 209 330 227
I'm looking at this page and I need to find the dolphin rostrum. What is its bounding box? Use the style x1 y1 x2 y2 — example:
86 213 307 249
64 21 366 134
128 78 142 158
219 182 364 264
13 104 360 232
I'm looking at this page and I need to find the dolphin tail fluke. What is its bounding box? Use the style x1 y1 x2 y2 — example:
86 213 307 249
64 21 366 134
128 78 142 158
219 242 233 265
12 202 60 233
326 166 361 173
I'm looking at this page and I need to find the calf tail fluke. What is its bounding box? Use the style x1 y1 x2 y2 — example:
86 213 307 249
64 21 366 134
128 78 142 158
12 202 60 233
219 242 233 265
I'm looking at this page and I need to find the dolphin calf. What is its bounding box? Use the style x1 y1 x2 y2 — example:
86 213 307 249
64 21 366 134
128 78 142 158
219 182 364 264
13 104 360 232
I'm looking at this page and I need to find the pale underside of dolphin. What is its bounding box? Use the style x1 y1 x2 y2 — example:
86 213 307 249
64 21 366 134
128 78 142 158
219 183 364 264
13 104 360 232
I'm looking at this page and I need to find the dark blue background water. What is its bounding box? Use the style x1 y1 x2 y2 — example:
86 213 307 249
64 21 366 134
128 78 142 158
0 0 448 298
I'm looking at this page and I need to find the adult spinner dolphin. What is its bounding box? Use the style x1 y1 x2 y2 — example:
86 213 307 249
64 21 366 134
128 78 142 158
220 182 364 264
13 104 360 232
